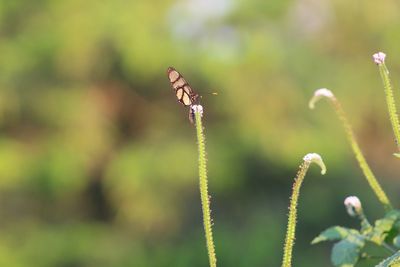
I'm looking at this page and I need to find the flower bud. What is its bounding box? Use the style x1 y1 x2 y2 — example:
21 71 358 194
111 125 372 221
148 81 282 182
191 105 203 116
303 153 326 175
372 52 386 65
308 88 335 109
344 196 363 217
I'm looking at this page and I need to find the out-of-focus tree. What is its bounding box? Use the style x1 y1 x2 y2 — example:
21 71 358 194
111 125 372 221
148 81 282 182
0 0 399 266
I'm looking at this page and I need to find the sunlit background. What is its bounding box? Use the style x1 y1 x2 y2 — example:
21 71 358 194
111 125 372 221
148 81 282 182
0 0 400 266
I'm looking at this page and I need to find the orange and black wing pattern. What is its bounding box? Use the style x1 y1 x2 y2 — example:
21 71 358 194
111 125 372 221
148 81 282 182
167 67 199 106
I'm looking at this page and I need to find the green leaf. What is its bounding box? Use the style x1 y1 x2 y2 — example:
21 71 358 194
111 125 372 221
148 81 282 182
385 210 400 221
331 237 365 267
370 210 400 245
370 218 395 244
393 220 400 231
375 250 400 267
312 226 359 244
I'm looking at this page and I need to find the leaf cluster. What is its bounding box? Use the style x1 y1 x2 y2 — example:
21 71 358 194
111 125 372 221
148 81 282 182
312 210 400 267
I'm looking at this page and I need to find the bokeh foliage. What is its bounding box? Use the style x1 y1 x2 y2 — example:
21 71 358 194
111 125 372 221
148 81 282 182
0 0 400 266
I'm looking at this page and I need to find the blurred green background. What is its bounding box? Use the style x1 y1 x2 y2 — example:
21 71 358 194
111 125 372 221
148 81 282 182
0 0 400 266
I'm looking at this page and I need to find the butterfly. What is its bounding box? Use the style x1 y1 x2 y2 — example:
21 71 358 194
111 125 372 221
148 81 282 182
167 67 200 123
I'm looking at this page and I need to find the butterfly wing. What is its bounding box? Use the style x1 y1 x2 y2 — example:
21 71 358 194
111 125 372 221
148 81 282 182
167 67 199 106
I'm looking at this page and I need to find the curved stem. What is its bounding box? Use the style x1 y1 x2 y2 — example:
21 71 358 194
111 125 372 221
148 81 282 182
334 100 392 211
310 89 392 211
282 153 326 267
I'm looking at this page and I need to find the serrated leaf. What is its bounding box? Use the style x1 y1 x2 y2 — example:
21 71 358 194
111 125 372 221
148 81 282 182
371 219 394 244
312 226 359 244
331 237 365 267
375 250 400 267
370 213 399 245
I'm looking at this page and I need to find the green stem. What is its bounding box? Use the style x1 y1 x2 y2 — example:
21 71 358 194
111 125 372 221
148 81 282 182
194 107 217 267
378 63 400 153
332 99 392 211
309 90 392 211
282 153 326 267
358 213 372 233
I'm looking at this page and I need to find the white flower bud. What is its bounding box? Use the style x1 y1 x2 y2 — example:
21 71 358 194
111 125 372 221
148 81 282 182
191 105 203 116
372 52 386 65
303 153 326 175
309 88 335 109
344 196 362 217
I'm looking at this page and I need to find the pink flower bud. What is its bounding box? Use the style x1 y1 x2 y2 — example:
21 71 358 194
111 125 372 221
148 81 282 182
372 52 386 65
344 196 362 217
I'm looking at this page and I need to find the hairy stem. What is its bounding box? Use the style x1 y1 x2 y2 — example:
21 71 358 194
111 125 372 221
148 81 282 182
282 153 326 267
378 62 400 153
333 99 392 211
310 89 392 211
194 106 217 267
